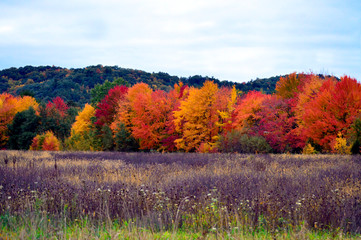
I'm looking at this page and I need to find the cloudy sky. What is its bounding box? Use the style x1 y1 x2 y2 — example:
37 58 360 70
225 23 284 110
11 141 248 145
0 0 360 83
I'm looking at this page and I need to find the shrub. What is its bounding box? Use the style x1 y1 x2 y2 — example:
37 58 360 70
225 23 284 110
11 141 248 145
302 143 317 154
217 130 271 153
332 132 351 154
30 131 60 151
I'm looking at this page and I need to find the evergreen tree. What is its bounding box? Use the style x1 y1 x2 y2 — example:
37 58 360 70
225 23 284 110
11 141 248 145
7 107 40 149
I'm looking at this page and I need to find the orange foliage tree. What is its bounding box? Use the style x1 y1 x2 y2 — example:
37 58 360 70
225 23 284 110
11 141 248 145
174 81 235 152
30 131 60 151
302 76 361 151
232 91 270 132
111 83 185 151
0 93 38 148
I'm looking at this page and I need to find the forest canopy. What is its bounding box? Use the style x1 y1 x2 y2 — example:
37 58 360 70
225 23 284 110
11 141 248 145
0 65 281 106
0 69 359 154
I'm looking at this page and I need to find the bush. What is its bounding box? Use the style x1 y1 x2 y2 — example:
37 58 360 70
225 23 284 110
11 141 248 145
332 132 351 155
217 130 271 153
302 143 317 154
30 131 60 151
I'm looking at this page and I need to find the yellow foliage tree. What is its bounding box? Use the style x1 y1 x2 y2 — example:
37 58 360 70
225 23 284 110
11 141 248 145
174 81 233 152
332 132 351 154
71 104 95 136
302 143 317 154
16 96 39 113
66 104 97 151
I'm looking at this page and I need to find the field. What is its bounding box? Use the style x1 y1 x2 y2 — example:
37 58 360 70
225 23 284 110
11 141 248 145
1 151 361 239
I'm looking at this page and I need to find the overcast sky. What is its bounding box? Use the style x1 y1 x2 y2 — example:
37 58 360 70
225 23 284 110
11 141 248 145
0 0 360 83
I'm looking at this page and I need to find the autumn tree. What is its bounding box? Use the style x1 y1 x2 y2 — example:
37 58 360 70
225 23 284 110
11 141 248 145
160 82 189 151
30 131 60 151
94 85 128 127
275 72 302 99
232 91 270 132
111 83 152 150
294 74 327 124
90 77 128 106
173 81 234 152
251 96 303 153
37 97 77 141
66 104 99 151
0 93 38 148
302 76 361 151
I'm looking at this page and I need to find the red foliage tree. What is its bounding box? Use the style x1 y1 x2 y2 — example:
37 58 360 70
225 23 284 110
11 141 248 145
232 91 270 131
46 96 69 117
303 76 361 151
94 85 128 127
251 96 304 153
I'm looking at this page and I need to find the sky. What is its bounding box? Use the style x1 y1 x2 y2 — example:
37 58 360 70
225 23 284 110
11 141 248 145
0 0 360 83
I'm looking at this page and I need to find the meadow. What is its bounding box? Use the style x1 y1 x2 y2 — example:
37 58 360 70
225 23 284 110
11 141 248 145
1 151 361 239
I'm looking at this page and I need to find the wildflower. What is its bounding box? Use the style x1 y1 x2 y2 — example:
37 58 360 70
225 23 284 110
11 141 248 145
7 196 11 199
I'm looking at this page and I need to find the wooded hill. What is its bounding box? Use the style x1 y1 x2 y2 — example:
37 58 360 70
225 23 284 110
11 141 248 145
0 65 280 106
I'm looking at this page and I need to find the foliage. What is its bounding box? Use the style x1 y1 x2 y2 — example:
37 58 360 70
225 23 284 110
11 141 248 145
275 72 301 99
65 104 99 151
65 130 100 151
101 124 114 151
30 131 60 151
90 77 128 106
248 96 303 153
113 123 139 152
217 130 271 153
302 143 317 154
232 91 270 131
0 71 360 154
70 104 95 135
1 65 281 106
37 97 77 141
350 117 361 154
174 81 232 152
94 85 128 127
0 93 38 148
7 107 40 150
332 132 351 155
302 76 361 151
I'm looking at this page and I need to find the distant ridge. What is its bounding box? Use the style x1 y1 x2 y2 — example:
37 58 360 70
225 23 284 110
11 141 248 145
0 65 281 106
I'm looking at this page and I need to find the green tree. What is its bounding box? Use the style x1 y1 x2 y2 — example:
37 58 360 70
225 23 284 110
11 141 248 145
217 130 271 153
350 117 361 154
90 78 128 106
7 107 40 150
101 124 114 151
114 123 139 152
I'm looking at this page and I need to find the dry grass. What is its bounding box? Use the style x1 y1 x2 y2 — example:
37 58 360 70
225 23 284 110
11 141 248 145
1 151 361 238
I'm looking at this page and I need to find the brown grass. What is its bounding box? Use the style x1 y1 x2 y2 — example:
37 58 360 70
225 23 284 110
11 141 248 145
1 151 361 235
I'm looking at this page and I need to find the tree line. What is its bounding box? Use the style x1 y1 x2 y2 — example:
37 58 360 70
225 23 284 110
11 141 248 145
1 72 360 154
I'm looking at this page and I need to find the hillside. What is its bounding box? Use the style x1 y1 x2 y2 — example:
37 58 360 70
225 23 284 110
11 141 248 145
0 65 280 106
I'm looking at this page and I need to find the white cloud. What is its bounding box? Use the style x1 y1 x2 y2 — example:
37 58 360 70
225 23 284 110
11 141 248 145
0 0 360 82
